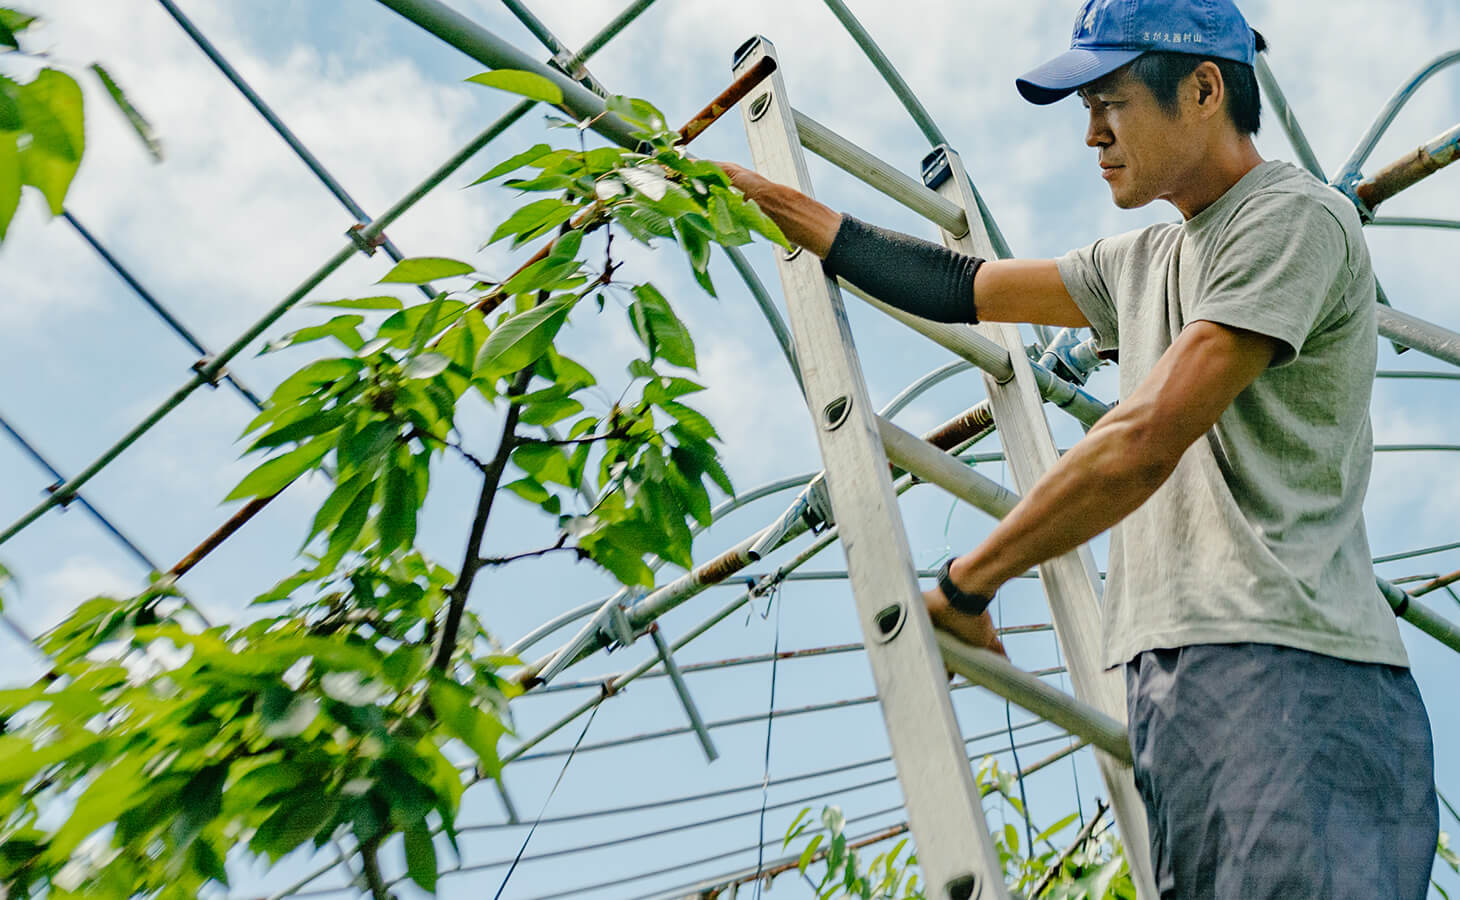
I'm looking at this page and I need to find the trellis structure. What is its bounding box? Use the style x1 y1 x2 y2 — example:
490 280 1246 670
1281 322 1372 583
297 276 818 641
2 1 1459 898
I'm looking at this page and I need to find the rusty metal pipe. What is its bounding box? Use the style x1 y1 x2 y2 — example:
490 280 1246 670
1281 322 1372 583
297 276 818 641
1354 121 1460 214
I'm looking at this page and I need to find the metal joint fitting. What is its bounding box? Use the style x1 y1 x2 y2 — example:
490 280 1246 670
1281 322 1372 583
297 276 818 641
345 223 387 256
1333 176 1375 223
191 355 225 388
43 481 77 509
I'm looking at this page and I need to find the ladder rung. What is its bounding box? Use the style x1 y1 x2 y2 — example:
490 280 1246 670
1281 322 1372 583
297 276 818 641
794 108 968 237
876 416 1018 520
936 633 1132 765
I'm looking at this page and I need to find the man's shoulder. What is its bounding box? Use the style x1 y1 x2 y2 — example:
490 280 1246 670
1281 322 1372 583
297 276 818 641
1232 161 1364 239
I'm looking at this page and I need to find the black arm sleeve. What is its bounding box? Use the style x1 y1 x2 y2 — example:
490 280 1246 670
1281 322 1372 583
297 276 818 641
820 215 983 324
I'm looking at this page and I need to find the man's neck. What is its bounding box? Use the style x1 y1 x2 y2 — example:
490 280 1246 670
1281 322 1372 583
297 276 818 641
1169 138 1265 220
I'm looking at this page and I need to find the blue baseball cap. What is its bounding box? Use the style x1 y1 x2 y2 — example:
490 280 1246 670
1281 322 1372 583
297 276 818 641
1017 0 1257 105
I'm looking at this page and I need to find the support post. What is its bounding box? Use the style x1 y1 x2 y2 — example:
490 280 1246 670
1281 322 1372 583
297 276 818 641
736 37 1008 900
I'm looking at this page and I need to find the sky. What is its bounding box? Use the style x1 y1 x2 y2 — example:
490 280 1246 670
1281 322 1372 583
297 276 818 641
1 0 1458 897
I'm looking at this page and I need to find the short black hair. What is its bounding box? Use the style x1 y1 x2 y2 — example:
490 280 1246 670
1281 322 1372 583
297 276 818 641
1126 33 1267 135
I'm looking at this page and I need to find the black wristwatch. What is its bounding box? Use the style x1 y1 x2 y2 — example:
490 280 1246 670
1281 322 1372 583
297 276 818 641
935 559 994 616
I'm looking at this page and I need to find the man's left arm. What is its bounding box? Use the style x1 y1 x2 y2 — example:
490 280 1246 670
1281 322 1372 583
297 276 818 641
932 320 1280 625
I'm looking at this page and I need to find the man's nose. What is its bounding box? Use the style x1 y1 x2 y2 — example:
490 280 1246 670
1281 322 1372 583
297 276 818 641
1085 113 1111 148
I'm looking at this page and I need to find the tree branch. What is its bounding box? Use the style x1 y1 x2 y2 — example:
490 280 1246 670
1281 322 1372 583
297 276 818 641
478 535 588 567
359 835 391 900
1030 799 1108 899
432 366 534 671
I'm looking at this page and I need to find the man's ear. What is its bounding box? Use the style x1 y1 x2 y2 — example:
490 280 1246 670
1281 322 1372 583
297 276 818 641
1187 61 1225 121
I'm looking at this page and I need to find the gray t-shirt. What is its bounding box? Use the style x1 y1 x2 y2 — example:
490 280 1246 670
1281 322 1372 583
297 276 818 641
1057 159 1408 670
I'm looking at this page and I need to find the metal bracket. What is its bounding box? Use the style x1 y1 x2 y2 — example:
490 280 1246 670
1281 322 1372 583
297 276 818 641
803 476 835 532
345 223 387 257
1333 175 1376 223
920 145 953 190
533 590 640 685
191 355 226 388
1033 328 1104 386
43 481 76 509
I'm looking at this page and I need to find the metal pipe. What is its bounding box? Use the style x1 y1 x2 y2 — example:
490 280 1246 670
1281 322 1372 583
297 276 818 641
1336 48 1460 186
841 279 1112 427
1377 305 1460 369
63 212 266 409
648 623 718 762
1377 577 1460 654
154 0 426 295
1255 55 1326 178
1369 216 1460 231
1376 369 1460 381
1353 122 1460 214
374 0 640 148
793 109 967 235
819 0 946 146
497 0 609 96
877 417 1020 519
724 244 804 390
503 472 815 657
0 412 162 573
935 633 1132 765
0 97 534 548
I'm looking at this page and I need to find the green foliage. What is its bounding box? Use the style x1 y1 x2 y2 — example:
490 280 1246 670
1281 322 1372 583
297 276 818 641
0 8 162 243
782 758 1135 900
2 86 792 897
0 560 514 897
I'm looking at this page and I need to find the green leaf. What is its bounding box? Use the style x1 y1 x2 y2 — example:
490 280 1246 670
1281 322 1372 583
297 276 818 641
309 295 404 311
308 471 373 544
629 283 696 368
0 19 16 51
403 352 450 380
0 130 19 242
501 255 581 297
0 10 36 36
519 397 582 426
488 196 577 246
404 821 439 892
605 95 667 133
263 315 366 353
377 449 418 555
428 680 506 775
799 834 825 873
473 142 553 184
89 64 162 162
512 443 571 487
475 294 576 378
379 256 474 284
466 69 564 106
16 68 83 214
0 74 20 130
323 478 376 569
226 436 333 502
502 477 550 505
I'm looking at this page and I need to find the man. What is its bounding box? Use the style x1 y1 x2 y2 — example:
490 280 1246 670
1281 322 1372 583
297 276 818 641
722 0 1438 896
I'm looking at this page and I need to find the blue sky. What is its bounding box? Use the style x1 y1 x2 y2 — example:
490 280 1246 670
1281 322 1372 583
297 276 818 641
1 0 1458 897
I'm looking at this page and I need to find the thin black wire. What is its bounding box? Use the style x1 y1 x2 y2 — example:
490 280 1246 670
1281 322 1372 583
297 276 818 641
493 702 601 900
752 588 783 899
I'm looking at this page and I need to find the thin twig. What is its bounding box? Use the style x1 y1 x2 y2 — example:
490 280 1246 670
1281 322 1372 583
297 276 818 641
479 536 587 567
432 366 535 671
359 836 391 900
1030 799 1109 899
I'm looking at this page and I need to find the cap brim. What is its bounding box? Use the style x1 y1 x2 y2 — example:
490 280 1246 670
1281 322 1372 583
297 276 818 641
1016 47 1144 104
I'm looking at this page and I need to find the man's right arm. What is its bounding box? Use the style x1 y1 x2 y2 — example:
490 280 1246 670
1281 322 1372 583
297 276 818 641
721 162 1090 329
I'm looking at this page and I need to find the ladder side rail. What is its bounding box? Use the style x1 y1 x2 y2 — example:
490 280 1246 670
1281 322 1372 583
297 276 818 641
735 36 1009 900
926 146 1158 899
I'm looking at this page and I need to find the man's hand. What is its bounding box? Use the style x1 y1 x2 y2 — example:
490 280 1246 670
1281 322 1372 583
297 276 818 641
924 586 1007 658
714 160 842 257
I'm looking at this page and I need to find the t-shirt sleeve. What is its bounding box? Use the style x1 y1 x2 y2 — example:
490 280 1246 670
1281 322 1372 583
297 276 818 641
1190 192 1351 367
1056 229 1141 355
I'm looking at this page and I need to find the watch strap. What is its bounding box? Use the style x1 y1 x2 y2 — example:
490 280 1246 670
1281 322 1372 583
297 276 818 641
935 559 994 616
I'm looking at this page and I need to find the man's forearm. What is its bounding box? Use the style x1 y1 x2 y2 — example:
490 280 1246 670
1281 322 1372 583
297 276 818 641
948 407 1176 595
751 182 842 256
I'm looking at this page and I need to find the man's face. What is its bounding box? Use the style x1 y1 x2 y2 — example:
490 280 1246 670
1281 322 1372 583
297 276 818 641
1078 70 1198 209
